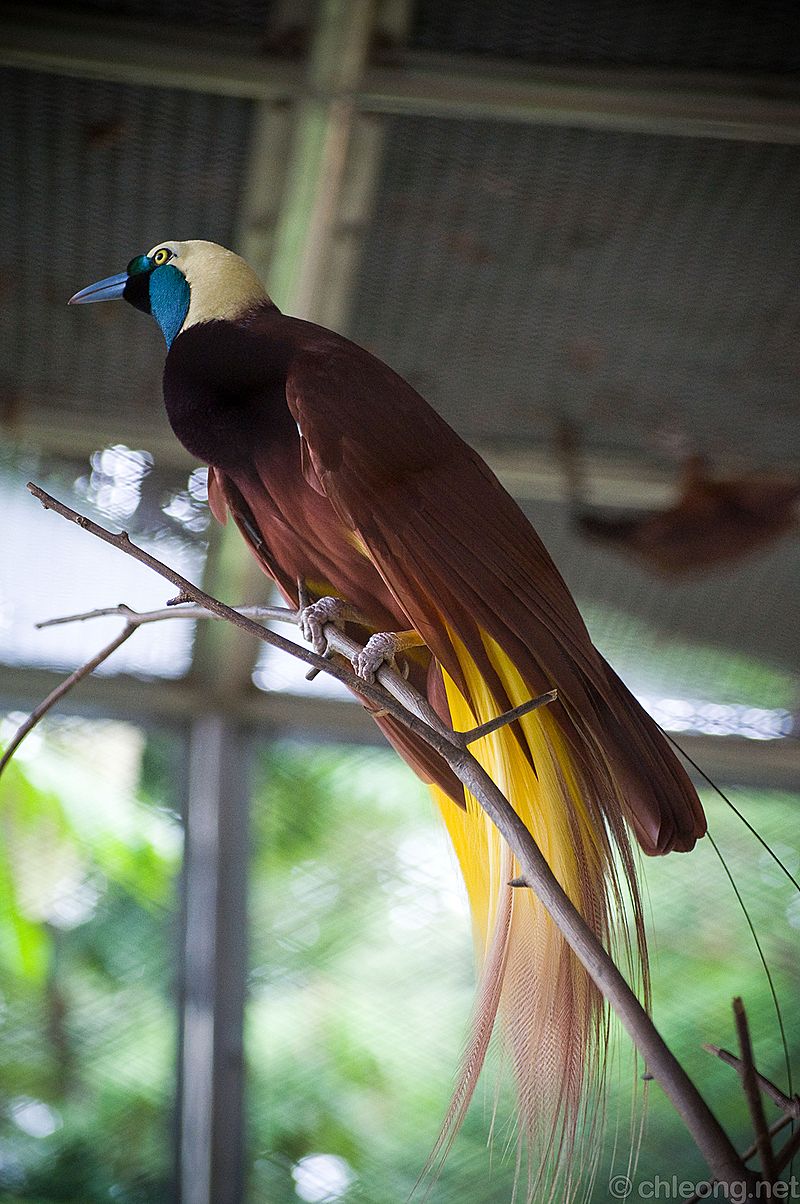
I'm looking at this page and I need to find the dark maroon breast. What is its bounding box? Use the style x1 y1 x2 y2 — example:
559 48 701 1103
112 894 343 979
163 309 415 629
162 310 294 470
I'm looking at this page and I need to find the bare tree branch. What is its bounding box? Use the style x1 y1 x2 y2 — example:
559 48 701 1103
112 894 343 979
733 997 776 1182
743 1114 794 1165
773 1119 800 1177
704 1044 800 1118
0 625 137 774
17 481 756 1194
686 1115 793 1203
34 605 559 746
26 482 456 734
36 602 292 630
459 689 558 744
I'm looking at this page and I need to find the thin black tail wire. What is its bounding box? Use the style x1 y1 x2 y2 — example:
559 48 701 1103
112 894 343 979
708 830 792 1100
665 731 795 1101
665 732 800 894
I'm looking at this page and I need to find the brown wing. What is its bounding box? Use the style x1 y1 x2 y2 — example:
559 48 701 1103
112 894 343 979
208 415 470 811
285 333 705 855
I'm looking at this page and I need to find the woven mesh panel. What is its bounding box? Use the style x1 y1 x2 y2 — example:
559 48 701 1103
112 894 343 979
410 0 800 72
346 115 800 688
0 68 253 425
246 742 800 1202
348 116 800 469
20 0 273 35
522 497 800 700
0 718 182 1203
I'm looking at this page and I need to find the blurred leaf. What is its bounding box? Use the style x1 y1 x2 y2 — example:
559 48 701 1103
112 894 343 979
0 721 177 1200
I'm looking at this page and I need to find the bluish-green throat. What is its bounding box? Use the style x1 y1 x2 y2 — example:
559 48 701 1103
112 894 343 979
149 264 190 348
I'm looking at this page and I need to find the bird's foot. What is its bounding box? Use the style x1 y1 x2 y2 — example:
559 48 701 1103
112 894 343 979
298 596 348 655
352 631 411 682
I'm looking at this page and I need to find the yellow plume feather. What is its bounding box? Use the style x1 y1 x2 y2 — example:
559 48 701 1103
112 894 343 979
427 627 649 1198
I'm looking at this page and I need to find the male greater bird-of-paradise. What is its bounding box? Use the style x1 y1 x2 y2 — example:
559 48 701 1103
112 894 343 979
70 240 706 1194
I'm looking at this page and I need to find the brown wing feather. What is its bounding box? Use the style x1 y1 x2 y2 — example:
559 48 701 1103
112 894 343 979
285 334 705 855
209 440 468 807
169 310 703 854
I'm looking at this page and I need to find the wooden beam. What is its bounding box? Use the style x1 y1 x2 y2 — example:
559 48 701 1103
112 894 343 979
1 408 687 509
3 7 800 144
179 716 250 1204
1 664 797 789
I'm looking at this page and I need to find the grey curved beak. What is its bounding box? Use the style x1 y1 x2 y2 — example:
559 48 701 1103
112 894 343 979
68 271 128 305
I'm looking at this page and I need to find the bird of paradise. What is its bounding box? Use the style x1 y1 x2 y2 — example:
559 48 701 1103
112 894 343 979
70 240 706 1196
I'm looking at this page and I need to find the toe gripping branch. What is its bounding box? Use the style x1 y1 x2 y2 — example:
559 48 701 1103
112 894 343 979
296 579 364 680
297 577 421 684
295 578 557 744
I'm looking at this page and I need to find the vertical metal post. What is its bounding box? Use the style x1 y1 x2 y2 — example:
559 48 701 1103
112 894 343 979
175 4 409 1197
267 0 375 320
179 715 250 1204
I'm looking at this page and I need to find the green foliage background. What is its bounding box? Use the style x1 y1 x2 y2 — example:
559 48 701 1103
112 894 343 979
0 721 798 1202
0 720 182 1204
248 742 800 1202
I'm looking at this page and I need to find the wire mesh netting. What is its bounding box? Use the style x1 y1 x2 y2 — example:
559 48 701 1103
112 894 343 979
16 0 275 40
1 1 799 1201
0 67 254 427
409 0 800 72
345 113 800 698
1 721 798 1203
520 497 800 712
246 739 800 1203
347 116 800 468
0 715 183 1203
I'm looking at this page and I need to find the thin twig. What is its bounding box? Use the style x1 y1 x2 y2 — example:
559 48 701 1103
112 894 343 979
743 1113 794 1165
18 482 755 1194
686 1115 794 1203
34 602 558 747
26 482 452 736
460 690 558 745
733 997 776 1183
704 1044 800 1117
0 625 137 774
774 1119 800 1177
36 602 292 630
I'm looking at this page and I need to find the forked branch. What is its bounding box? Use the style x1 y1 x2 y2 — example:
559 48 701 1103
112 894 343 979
28 599 557 751
0 625 137 775
3 482 757 1195
703 1043 800 1118
733 996 776 1182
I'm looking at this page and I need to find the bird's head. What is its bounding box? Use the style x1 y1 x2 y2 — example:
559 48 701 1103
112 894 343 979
68 239 268 348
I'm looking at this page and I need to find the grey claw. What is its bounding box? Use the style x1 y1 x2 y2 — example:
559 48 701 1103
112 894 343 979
353 632 399 682
298 596 346 655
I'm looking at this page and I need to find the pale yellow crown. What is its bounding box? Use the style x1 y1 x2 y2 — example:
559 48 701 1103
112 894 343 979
146 239 269 331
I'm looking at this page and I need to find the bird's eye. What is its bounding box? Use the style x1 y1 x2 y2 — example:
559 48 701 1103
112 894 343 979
152 247 172 266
